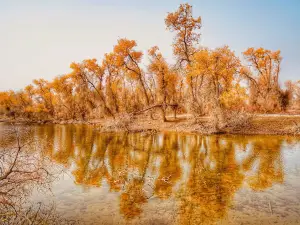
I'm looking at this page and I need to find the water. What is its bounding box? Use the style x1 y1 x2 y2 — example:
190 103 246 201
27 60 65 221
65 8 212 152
1 124 300 224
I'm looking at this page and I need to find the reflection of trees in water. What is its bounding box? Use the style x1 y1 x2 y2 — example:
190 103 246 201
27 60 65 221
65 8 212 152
120 178 147 219
154 133 182 199
31 125 296 223
242 137 284 190
177 136 244 225
72 125 100 186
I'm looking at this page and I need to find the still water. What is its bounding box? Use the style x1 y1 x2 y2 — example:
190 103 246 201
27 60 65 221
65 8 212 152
1 124 300 224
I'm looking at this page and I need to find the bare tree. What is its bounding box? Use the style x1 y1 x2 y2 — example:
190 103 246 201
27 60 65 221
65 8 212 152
0 125 77 224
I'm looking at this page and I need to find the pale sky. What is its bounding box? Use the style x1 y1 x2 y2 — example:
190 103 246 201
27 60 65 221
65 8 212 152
1 0 300 91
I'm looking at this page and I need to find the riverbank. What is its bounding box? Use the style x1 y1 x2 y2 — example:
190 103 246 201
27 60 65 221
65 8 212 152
96 113 300 135
2 113 300 135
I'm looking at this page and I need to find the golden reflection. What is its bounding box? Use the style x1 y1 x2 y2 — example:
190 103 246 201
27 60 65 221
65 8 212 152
27 125 298 223
177 136 244 225
51 125 75 166
242 136 284 190
154 133 182 199
120 178 147 219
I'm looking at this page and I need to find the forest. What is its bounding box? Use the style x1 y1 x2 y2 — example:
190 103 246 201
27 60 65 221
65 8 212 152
1 3 300 133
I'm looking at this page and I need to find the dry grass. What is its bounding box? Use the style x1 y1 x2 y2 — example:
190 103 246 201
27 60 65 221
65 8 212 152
94 113 300 135
3 113 300 135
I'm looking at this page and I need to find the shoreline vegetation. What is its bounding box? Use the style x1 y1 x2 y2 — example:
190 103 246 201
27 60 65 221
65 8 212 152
2 113 300 135
1 4 300 136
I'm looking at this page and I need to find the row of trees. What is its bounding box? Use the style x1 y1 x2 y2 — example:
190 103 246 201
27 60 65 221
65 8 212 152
1 3 299 122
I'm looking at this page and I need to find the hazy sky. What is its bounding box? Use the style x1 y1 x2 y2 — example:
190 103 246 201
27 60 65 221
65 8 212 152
1 0 299 91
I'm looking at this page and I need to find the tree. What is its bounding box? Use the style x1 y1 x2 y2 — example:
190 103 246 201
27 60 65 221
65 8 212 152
33 79 55 117
165 3 201 66
0 91 17 118
114 38 151 107
51 75 76 119
242 47 284 112
148 46 179 121
293 81 300 107
0 126 50 218
69 59 115 118
285 80 300 109
188 46 242 129
102 53 124 113
165 3 201 103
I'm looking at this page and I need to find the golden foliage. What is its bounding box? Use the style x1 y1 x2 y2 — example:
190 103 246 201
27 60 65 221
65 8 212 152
0 3 293 121
165 3 201 64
